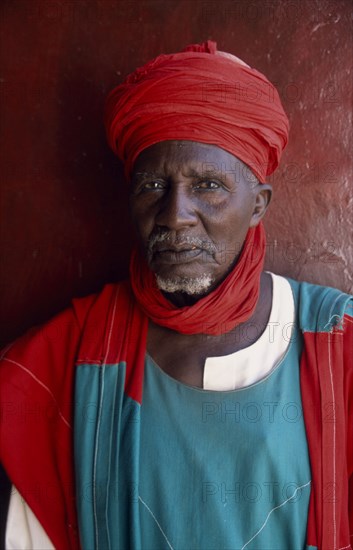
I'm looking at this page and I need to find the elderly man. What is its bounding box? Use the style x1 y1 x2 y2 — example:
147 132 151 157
1 41 352 550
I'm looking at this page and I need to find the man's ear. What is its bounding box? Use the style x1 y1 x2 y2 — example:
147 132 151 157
249 183 272 227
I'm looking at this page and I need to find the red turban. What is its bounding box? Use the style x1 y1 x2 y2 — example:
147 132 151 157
105 40 289 182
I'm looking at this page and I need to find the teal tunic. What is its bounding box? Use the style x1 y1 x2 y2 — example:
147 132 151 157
138 347 311 550
74 319 312 549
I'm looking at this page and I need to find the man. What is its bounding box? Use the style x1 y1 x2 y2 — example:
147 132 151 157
1 41 352 549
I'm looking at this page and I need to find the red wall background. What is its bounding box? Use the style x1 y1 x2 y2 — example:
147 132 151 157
1 0 352 345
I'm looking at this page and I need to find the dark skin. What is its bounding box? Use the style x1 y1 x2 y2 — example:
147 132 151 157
130 141 273 387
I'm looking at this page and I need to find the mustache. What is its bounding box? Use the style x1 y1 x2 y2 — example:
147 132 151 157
147 231 218 256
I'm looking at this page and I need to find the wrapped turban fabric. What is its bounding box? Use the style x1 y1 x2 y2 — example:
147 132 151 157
105 40 289 182
104 41 290 334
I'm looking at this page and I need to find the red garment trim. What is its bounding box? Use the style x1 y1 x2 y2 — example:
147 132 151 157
301 316 353 549
0 309 84 550
75 282 148 404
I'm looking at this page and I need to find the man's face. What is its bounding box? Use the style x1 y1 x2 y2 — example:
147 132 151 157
130 141 270 298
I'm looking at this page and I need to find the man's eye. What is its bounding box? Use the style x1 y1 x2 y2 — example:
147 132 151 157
194 180 221 190
142 181 166 190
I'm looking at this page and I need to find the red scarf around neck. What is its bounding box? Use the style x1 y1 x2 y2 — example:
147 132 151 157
129 223 266 335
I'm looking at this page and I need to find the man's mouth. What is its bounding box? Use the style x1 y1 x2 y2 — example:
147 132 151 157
147 232 217 266
153 245 204 264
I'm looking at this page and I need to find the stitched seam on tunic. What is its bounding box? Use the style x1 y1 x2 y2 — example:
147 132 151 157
93 364 105 550
240 480 311 550
324 314 344 331
328 293 346 322
327 334 337 548
0 341 15 360
325 294 352 332
93 288 119 550
105 364 119 550
138 495 174 550
2 357 71 429
303 331 343 335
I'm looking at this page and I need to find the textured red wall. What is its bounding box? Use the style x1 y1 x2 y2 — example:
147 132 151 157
1 0 352 344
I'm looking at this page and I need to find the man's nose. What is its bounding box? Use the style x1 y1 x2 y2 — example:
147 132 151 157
155 186 198 230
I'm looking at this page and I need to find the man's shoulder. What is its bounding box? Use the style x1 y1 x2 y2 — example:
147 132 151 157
278 274 353 333
71 279 131 328
0 280 132 365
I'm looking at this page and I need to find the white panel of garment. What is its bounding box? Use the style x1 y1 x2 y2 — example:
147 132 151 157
203 273 295 390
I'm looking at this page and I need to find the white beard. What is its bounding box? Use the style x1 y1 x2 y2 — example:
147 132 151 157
156 274 214 296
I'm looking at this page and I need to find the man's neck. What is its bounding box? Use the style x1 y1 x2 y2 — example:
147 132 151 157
147 271 273 387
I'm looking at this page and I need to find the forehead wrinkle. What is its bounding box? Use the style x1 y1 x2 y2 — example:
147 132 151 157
133 170 165 179
158 154 237 179
133 142 255 186
132 166 203 183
